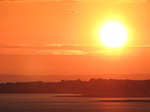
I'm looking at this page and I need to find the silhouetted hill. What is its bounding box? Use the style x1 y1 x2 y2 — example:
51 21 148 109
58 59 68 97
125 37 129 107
1 74 150 82
0 78 150 97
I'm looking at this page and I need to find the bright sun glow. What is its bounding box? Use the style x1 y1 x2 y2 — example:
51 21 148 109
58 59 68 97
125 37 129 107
99 21 128 48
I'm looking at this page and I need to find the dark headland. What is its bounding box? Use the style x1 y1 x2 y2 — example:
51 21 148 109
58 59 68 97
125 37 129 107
0 78 150 97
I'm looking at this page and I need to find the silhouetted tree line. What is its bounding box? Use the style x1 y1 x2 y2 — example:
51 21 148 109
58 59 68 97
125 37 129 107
0 78 150 97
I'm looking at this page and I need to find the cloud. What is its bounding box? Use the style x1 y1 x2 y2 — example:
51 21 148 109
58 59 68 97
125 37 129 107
0 44 101 55
0 43 150 56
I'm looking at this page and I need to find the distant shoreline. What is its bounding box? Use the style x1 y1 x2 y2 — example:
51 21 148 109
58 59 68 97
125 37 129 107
1 78 150 97
1 93 150 99
55 94 150 98
0 93 150 97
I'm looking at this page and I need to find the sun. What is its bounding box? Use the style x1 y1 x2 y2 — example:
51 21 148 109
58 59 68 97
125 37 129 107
99 21 128 48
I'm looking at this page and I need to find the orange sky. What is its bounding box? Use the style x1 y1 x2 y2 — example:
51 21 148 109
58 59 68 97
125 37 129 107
0 0 150 82
1 0 150 45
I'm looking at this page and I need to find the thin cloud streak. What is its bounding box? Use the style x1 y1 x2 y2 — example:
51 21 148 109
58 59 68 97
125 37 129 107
0 44 102 55
0 43 150 49
0 44 150 55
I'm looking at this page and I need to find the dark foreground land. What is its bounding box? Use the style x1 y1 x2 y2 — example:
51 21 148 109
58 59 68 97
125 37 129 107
0 78 150 97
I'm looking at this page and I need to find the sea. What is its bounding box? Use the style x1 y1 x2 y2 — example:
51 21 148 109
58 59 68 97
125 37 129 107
0 94 150 112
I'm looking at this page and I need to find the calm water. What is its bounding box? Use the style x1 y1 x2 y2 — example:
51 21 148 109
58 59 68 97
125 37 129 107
0 94 150 112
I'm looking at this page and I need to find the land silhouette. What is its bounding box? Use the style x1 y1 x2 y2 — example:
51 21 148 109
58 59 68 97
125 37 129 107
0 78 150 97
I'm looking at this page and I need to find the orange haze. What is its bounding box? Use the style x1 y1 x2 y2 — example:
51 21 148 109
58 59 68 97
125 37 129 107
0 1 150 82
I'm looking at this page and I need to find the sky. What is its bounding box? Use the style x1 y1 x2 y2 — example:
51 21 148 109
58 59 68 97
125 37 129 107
0 0 150 82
